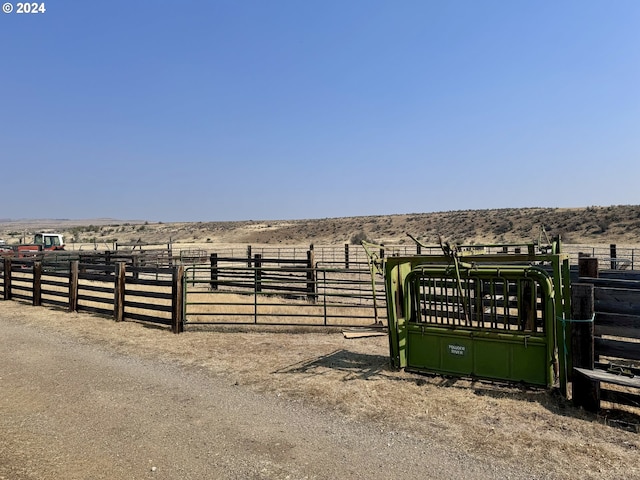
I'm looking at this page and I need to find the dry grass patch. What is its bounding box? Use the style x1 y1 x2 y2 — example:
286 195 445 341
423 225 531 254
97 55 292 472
1 301 639 479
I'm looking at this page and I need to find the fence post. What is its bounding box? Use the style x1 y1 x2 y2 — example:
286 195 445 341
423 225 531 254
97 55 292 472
247 246 252 268
610 244 617 270
578 256 598 278
571 283 594 371
132 255 140 280
69 260 79 312
571 283 597 409
344 244 349 269
210 253 218 290
4 258 12 301
417 244 421 255
171 265 184 334
254 254 262 293
114 262 126 322
33 261 42 307
307 249 316 303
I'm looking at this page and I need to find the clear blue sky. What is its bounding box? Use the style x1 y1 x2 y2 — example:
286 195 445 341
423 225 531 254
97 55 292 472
2 1 638 222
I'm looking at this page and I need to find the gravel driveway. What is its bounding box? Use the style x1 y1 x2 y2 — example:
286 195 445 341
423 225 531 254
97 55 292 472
0 314 546 480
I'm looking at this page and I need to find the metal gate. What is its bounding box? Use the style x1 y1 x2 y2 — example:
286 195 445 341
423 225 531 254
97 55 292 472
385 248 571 389
181 260 386 328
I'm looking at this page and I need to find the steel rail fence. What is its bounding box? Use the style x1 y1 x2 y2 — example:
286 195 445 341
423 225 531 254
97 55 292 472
183 261 386 328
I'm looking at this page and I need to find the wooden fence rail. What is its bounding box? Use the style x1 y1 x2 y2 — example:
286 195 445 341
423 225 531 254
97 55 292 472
2 251 385 332
1 258 184 333
208 253 317 301
571 257 640 412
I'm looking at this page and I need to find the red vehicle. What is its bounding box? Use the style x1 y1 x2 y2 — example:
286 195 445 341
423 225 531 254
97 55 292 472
32 233 65 250
0 233 65 258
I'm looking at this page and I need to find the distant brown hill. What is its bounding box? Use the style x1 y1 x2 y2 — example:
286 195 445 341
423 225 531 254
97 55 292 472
1 205 639 247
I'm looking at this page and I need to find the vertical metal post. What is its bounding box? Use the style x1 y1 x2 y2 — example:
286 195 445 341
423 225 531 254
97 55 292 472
610 244 617 270
254 254 262 293
322 270 328 326
344 243 349 269
210 253 218 290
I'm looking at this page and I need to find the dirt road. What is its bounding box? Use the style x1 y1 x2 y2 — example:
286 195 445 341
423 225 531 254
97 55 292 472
1 313 540 480
1 302 639 479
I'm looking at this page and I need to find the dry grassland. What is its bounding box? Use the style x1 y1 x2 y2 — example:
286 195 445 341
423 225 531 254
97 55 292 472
1 301 639 479
3 205 640 248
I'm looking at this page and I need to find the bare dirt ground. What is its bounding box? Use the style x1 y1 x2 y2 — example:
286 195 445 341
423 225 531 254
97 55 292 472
1 301 639 479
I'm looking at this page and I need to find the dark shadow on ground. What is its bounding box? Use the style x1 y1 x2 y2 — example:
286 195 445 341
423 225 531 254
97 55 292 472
273 349 394 381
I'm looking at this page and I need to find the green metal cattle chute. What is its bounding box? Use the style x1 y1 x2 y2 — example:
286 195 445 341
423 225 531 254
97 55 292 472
382 243 572 390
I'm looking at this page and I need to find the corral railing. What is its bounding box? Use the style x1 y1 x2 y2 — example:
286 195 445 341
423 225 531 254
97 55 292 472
571 257 640 412
213 243 639 271
8 242 636 272
1 251 386 332
2 257 183 332
563 244 638 271
4 244 640 339
183 253 386 328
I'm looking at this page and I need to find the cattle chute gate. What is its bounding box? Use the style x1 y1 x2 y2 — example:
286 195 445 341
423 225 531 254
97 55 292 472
382 243 572 391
